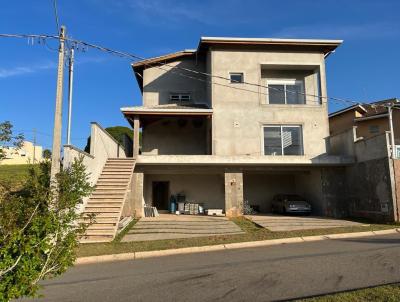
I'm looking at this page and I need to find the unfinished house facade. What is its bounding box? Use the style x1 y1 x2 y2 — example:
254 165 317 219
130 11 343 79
65 37 362 242
122 37 352 219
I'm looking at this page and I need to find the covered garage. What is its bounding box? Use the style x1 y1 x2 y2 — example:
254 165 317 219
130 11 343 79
243 168 325 215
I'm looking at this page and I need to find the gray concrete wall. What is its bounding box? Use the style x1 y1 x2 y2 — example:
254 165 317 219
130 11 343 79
210 49 329 157
142 57 208 107
143 173 225 210
327 131 397 222
346 158 394 222
142 118 208 155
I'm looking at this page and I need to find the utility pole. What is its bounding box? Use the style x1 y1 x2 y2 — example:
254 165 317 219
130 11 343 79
50 25 66 182
66 46 74 145
33 128 36 164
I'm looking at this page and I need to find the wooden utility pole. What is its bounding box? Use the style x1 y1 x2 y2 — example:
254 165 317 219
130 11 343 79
50 25 66 181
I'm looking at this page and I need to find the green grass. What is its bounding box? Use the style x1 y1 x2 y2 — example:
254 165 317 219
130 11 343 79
0 164 31 190
297 283 400 301
76 216 399 258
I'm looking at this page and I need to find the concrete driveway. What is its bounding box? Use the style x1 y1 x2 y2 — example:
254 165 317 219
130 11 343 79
122 214 244 242
245 214 364 231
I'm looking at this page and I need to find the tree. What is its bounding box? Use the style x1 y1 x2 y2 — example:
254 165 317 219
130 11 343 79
43 149 52 159
0 121 24 161
0 123 94 301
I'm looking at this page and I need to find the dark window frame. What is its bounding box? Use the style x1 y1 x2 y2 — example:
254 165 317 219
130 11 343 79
229 72 244 84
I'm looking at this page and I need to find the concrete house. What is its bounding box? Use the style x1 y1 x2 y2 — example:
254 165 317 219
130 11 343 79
65 37 370 242
329 98 400 143
121 37 351 218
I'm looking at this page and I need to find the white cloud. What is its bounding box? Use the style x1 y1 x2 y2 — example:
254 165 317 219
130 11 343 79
0 56 108 79
0 62 56 78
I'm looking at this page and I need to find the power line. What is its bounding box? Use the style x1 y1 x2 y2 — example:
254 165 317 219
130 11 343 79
0 32 382 109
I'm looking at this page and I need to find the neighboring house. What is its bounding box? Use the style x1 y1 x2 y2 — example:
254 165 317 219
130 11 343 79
120 36 350 218
0 140 43 165
328 99 400 223
329 98 400 142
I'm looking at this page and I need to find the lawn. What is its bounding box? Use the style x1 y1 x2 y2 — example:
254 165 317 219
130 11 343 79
298 283 400 302
0 164 31 191
76 216 399 257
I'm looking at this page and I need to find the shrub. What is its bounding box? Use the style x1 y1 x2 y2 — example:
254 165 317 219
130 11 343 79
0 158 93 301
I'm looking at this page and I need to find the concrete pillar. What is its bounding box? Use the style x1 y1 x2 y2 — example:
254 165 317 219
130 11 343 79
206 116 212 155
132 172 144 218
133 115 140 157
224 172 244 217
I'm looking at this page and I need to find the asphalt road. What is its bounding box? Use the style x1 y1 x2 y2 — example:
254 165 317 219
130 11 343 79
21 233 400 302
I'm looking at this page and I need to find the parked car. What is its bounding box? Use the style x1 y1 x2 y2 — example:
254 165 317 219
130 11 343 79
271 194 311 214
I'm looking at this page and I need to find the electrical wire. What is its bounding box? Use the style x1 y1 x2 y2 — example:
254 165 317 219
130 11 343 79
0 32 389 109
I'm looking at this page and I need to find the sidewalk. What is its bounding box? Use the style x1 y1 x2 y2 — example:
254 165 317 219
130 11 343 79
76 228 400 265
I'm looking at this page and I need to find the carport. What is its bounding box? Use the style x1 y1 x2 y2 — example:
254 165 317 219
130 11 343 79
243 167 325 215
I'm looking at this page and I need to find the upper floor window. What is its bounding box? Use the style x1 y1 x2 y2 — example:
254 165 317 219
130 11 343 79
230 72 244 84
266 79 305 105
170 93 191 103
263 125 303 156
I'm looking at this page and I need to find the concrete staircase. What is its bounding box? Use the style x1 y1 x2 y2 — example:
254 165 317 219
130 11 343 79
80 158 135 243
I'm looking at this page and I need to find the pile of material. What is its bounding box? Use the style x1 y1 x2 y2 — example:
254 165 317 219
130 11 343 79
144 206 159 217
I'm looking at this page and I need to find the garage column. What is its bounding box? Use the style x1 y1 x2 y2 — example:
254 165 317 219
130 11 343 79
132 172 144 218
224 172 244 217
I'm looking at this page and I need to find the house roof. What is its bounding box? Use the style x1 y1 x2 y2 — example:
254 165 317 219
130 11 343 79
328 104 367 118
132 49 196 69
198 36 343 54
121 103 213 116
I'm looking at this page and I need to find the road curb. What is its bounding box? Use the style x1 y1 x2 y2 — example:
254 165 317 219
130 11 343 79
75 228 400 265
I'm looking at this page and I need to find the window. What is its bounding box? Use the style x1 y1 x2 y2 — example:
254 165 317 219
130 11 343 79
230 72 244 83
266 79 305 104
263 125 303 156
369 125 380 134
170 93 191 103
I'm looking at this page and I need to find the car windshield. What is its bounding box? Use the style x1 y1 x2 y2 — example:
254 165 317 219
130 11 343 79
283 194 303 201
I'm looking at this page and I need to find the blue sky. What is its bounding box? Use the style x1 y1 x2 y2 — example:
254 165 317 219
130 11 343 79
1 0 399 150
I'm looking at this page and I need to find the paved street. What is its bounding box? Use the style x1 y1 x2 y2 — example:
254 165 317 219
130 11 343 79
22 233 400 302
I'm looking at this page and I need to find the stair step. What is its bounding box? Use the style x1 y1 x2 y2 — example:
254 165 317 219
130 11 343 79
95 184 127 188
80 221 117 227
86 203 123 208
98 176 130 180
89 198 125 202
93 187 126 195
82 213 120 218
84 207 121 213
91 192 126 196
101 169 132 175
86 225 116 230
96 179 130 183
85 229 116 235
101 171 132 175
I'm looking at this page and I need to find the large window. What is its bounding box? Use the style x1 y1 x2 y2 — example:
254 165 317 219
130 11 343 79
266 79 305 104
263 125 303 155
